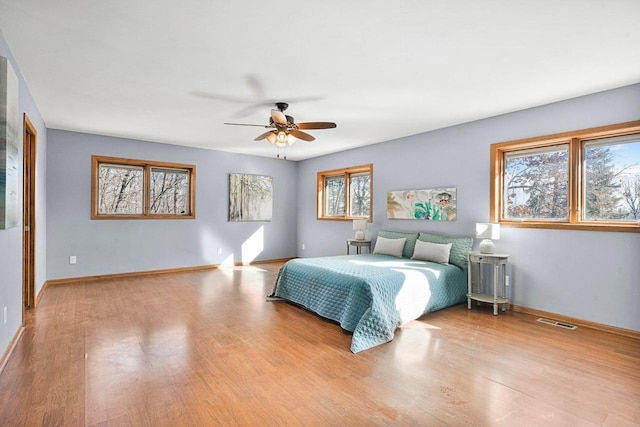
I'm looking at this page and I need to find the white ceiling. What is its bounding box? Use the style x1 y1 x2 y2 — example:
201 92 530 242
1 0 639 161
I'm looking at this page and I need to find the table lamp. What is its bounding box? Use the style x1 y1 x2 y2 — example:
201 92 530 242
353 219 367 240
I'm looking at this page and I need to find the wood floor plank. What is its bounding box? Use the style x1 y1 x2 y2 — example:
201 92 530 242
0 262 638 426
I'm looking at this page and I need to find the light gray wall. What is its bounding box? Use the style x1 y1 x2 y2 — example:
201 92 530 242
297 84 640 332
46 130 298 279
0 30 47 354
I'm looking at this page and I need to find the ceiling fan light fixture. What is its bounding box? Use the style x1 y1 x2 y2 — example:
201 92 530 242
277 130 288 143
266 133 277 144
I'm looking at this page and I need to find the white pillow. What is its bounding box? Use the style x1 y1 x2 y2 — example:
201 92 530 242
373 236 406 257
411 240 452 265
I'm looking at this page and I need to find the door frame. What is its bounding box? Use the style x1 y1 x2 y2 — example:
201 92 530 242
22 113 36 315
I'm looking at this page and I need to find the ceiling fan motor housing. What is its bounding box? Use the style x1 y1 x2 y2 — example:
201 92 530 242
269 115 295 127
275 102 289 112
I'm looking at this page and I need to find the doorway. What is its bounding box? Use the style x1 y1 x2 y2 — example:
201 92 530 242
22 114 36 315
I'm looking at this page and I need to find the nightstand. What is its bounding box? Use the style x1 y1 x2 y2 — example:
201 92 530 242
347 239 371 255
467 251 510 315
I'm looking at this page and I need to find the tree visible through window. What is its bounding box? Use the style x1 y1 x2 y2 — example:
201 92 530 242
350 172 371 217
150 168 190 215
92 156 195 219
97 164 144 215
491 121 640 232
317 164 372 221
324 175 345 217
584 135 640 221
504 145 569 221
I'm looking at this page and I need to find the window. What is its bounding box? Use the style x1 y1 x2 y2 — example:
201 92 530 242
503 145 569 221
317 164 372 221
490 121 640 232
92 155 195 219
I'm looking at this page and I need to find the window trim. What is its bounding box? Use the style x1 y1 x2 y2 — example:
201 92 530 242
490 121 640 233
316 163 373 221
91 155 196 220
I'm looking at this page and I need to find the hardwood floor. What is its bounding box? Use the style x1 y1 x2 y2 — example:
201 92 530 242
0 262 638 426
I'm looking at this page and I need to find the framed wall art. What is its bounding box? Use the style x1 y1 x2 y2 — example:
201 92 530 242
0 56 20 230
387 187 457 221
228 173 273 222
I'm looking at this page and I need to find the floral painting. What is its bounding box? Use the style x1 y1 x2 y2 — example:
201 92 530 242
229 173 273 221
387 187 457 220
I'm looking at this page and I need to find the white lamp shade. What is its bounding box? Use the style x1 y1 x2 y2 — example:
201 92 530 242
353 219 367 240
270 131 296 147
475 223 500 240
353 219 367 231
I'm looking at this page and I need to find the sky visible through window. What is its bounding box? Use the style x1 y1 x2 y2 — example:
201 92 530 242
612 139 640 174
607 139 640 215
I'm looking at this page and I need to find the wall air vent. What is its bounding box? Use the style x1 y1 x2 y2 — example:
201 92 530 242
536 318 577 330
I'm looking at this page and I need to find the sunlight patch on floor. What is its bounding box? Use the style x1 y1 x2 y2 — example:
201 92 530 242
392 327 434 364
401 320 441 330
221 253 236 266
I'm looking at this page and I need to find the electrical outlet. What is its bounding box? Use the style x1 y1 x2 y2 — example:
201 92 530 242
69 255 77 264
217 248 222 255
3 306 7 324
302 243 305 250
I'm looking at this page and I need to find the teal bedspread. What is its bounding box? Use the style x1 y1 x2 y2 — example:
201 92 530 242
269 254 467 353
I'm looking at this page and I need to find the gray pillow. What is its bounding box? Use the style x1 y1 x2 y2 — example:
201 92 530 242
377 230 419 258
411 240 452 265
418 232 473 268
373 236 407 258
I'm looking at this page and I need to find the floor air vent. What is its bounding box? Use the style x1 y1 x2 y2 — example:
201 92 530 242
536 318 577 330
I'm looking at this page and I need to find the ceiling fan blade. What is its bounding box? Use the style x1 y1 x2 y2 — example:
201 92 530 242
224 122 273 128
245 74 266 100
271 109 288 125
280 95 323 104
290 130 315 142
255 131 276 141
191 91 252 103
296 122 337 130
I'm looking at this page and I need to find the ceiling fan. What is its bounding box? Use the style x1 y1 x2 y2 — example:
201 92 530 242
224 102 336 147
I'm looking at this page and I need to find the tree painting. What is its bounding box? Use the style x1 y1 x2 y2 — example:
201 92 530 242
229 174 273 221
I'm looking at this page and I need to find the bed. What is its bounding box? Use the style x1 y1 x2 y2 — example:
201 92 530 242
268 231 473 353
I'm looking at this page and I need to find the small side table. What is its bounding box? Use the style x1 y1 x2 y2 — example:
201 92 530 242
347 239 371 255
467 251 510 315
